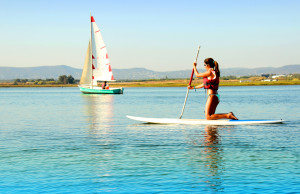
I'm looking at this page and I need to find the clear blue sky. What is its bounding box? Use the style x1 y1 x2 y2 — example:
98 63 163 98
0 0 299 71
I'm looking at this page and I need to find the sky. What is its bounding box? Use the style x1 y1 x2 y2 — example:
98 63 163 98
0 0 299 71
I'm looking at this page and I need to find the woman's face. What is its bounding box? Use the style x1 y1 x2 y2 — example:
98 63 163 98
204 63 210 70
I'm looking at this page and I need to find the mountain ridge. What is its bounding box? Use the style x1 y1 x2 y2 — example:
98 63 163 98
0 64 299 80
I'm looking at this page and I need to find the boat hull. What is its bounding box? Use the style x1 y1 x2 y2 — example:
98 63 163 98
79 86 123 94
126 115 285 125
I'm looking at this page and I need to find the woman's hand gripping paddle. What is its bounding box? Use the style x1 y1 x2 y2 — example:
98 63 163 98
179 46 200 119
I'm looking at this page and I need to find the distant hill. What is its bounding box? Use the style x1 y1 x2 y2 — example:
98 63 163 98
115 65 300 80
0 65 82 80
0 64 299 80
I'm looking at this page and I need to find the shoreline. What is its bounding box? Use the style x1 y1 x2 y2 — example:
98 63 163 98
109 79 300 87
1 79 299 88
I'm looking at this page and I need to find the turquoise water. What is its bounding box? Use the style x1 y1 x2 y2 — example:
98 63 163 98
0 86 299 193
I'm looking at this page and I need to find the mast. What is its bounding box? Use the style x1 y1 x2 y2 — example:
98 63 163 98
90 13 94 89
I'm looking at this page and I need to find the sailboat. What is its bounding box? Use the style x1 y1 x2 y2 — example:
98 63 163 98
78 15 123 94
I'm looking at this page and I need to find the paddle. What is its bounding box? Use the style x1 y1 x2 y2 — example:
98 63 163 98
179 46 200 119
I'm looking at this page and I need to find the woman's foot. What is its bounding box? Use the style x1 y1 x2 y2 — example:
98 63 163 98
228 112 238 120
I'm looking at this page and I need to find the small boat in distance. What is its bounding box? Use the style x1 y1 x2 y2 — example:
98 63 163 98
78 15 123 94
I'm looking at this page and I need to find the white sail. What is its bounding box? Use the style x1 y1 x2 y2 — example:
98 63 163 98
91 16 115 84
80 40 93 85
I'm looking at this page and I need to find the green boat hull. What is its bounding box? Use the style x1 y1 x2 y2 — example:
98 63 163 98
79 86 123 94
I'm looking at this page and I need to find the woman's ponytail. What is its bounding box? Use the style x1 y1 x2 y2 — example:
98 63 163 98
214 61 220 77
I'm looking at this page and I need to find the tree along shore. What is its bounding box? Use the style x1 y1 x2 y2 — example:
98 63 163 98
1 77 299 87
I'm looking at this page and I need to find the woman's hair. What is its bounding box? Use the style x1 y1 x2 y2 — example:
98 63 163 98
204 58 220 77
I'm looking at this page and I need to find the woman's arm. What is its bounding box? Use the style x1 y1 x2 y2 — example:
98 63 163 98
195 84 204 89
188 84 204 90
193 63 211 78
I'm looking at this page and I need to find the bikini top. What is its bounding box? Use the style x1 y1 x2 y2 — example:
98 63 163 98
203 70 219 90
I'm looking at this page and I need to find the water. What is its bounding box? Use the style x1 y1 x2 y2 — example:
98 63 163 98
0 86 299 193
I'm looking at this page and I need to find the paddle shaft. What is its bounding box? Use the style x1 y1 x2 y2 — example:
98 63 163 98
179 46 200 119
188 45 200 86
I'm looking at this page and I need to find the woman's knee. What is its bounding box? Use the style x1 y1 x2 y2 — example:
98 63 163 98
205 114 213 120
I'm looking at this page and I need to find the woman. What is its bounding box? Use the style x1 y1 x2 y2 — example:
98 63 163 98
188 58 238 120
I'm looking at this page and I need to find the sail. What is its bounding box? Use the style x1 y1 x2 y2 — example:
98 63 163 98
91 16 115 84
80 41 93 85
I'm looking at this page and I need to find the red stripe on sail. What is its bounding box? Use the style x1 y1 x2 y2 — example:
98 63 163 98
100 46 106 49
111 75 114 80
91 16 95 22
92 55 95 59
108 65 112 72
106 53 109 59
95 30 100 33
92 76 94 79
92 64 95 69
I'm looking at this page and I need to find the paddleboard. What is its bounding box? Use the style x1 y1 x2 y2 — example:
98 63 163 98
127 115 284 125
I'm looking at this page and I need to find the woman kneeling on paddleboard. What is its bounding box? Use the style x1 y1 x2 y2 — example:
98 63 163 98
188 58 238 120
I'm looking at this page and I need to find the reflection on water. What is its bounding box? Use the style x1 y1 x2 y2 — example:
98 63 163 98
82 94 115 142
202 125 223 191
81 94 118 182
186 125 234 192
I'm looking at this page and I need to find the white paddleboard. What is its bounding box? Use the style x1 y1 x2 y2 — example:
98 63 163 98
127 115 284 125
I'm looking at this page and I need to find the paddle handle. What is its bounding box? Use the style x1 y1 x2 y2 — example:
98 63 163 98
188 69 194 86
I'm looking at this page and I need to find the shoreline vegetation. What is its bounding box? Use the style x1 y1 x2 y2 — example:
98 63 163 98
1 78 300 88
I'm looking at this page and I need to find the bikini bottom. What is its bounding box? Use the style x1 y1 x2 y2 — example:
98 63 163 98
208 94 220 102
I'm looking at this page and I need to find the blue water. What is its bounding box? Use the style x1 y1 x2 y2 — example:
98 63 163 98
0 86 299 193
